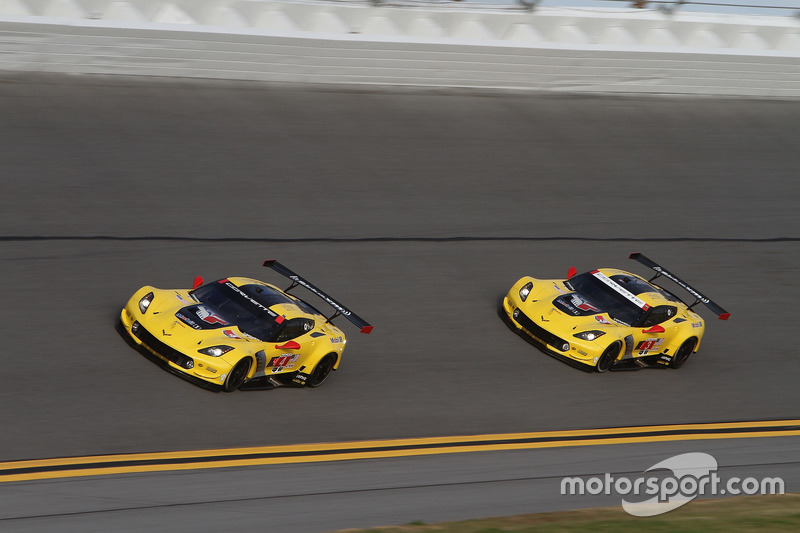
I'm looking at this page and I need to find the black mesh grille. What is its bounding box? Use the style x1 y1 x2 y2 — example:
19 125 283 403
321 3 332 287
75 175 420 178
514 310 569 350
132 322 192 367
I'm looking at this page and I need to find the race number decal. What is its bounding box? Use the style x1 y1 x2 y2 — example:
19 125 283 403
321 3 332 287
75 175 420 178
636 338 665 356
269 354 299 368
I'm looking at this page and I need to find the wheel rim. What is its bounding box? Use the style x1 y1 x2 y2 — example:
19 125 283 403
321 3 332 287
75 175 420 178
673 339 696 367
225 360 250 391
309 354 336 387
597 343 619 372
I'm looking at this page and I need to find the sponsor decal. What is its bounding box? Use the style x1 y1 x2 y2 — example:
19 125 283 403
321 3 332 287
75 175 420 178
175 312 202 330
288 275 352 317
559 299 577 314
330 336 344 344
691 321 703 329
553 296 584 317
595 315 611 325
636 338 665 356
651 266 711 304
223 329 242 339
196 305 229 326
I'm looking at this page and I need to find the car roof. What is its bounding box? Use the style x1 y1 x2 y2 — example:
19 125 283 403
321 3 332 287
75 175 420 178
225 277 325 320
594 268 687 308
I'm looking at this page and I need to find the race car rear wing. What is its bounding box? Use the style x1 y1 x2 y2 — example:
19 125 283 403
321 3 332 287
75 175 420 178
629 253 730 320
263 260 373 333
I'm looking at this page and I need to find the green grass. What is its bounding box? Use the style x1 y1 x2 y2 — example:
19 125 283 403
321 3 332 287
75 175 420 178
336 494 800 533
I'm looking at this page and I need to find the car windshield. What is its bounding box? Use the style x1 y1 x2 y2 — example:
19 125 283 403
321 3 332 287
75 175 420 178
609 274 684 304
191 281 284 341
565 272 647 326
239 283 323 317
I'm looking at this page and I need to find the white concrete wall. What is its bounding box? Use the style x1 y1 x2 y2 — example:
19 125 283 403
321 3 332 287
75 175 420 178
1 0 799 97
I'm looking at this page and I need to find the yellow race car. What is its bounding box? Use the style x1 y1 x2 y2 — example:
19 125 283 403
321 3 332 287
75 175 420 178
500 253 729 372
119 260 372 391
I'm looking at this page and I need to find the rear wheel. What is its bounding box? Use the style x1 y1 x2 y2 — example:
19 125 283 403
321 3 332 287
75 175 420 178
307 353 337 387
596 342 621 373
670 338 697 369
223 358 251 392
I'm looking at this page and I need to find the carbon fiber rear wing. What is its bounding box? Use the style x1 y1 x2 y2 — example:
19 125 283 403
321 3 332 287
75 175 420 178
629 253 730 320
263 260 373 333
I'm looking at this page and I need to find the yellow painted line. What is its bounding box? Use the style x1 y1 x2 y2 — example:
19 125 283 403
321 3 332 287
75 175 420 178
1 420 798 483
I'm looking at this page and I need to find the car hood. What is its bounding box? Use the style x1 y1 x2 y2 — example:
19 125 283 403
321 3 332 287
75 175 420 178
138 290 259 348
524 292 622 333
552 292 602 317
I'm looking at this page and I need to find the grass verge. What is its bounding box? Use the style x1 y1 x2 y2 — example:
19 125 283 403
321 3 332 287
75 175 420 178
337 494 800 532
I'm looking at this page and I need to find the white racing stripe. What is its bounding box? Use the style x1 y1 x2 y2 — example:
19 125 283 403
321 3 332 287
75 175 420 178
591 270 650 310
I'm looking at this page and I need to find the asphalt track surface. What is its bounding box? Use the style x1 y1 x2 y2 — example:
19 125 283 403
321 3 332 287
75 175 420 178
1 73 799 530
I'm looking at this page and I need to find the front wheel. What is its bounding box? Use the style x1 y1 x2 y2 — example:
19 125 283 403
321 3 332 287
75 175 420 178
596 342 621 373
306 353 337 387
670 338 697 369
223 358 252 392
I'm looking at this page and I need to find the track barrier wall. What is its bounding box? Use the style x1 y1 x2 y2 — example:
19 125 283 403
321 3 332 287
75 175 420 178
1 0 799 96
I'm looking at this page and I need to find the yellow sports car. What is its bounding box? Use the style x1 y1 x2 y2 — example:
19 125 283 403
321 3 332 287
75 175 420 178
119 260 372 391
500 253 729 372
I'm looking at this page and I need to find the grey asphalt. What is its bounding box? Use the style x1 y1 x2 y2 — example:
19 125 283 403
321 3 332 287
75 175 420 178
1 437 797 532
0 72 798 528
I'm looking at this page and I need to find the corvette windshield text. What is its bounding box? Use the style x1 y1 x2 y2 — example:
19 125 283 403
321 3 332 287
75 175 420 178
591 271 650 310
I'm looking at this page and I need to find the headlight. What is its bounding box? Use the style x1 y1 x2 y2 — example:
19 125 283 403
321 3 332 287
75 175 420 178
573 330 606 341
198 345 234 357
519 281 533 301
138 292 154 313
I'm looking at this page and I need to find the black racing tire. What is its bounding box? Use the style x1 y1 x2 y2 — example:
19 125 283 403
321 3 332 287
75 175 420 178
596 342 622 373
306 353 337 388
223 358 252 392
670 338 697 369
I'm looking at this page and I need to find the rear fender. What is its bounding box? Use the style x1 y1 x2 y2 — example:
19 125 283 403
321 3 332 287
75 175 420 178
305 346 341 373
666 322 703 355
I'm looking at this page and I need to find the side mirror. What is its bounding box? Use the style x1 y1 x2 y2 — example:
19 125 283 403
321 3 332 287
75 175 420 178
192 276 204 290
275 341 301 350
642 325 665 334
567 267 577 279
